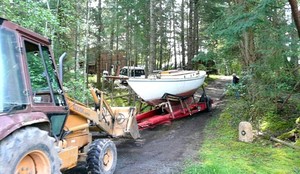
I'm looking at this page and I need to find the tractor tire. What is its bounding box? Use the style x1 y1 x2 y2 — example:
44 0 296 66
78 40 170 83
87 139 117 174
0 127 61 174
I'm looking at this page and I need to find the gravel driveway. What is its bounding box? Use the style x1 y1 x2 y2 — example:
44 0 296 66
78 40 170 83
64 76 231 174
115 76 231 174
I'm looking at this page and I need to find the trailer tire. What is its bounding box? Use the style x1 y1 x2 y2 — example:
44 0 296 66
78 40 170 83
0 127 61 174
87 139 117 174
205 97 212 112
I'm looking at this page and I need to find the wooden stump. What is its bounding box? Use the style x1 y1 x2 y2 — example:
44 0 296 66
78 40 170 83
239 121 253 142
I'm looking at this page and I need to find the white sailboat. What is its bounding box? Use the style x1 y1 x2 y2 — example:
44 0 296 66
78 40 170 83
127 70 206 105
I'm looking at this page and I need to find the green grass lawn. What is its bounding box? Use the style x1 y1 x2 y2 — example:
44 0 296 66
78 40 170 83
183 105 300 174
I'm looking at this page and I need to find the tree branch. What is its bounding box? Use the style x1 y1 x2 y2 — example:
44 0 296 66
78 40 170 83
279 81 300 110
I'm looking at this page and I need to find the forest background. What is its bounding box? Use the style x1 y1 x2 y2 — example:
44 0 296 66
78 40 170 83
1 0 300 150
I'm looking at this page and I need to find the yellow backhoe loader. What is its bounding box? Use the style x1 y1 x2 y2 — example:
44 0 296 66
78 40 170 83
0 17 139 174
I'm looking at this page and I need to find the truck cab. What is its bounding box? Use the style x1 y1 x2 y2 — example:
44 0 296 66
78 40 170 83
119 66 145 83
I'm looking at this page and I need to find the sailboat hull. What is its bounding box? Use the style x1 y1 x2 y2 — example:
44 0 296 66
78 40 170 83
128 71 206 105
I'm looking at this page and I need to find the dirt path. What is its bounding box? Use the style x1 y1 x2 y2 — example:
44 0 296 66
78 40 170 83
114 76 231 174
64 76 231 174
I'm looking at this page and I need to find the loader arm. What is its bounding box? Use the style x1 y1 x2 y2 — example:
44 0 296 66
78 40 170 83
90 88 116 124
66 96 113 135
66 87 140 139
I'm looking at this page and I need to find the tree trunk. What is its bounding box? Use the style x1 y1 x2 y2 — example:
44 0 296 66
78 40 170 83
83 0 90 104
194 0 199 57
116 0 119 72
234 0 256 67
149 0 156 75
187 0 194 69
128 10 133 67
96 0 103 87
74 2 80 80
125 9 133 68
172 0 178 69
289 0 300 38
239 28 256 66
109 27 115 75
159 1 163 70
180 0 186 68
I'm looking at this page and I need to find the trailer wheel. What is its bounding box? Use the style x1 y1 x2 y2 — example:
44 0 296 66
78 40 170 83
205 97 212 112
0 127 61 174
87 139 117 174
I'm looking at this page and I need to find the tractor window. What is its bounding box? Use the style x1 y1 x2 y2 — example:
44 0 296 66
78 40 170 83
25 41 51 103
49 114 67 136
25 41 66 106
41 46 66 106
0 27 28 113
25 41 50 94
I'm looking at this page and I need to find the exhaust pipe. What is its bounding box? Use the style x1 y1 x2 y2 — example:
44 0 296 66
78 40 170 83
58 52 67 85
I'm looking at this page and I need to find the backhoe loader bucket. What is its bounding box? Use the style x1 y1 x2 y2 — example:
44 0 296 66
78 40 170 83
88 87 140 139
111 107 140 139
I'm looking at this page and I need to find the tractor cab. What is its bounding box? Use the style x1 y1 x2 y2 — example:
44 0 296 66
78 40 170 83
0 18 68 140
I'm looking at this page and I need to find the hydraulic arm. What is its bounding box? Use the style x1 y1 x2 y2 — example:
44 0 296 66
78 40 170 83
66 87 140 139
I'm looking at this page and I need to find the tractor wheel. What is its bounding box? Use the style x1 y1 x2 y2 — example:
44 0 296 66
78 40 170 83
0 127 61 174
87 139 117 174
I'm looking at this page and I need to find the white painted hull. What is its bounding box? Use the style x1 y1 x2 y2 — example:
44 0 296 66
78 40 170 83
128 71 206 105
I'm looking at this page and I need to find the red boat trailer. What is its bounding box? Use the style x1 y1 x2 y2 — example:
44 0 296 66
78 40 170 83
136 92 212 130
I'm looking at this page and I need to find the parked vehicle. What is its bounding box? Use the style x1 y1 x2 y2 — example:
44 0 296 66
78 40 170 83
119 66 145 84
